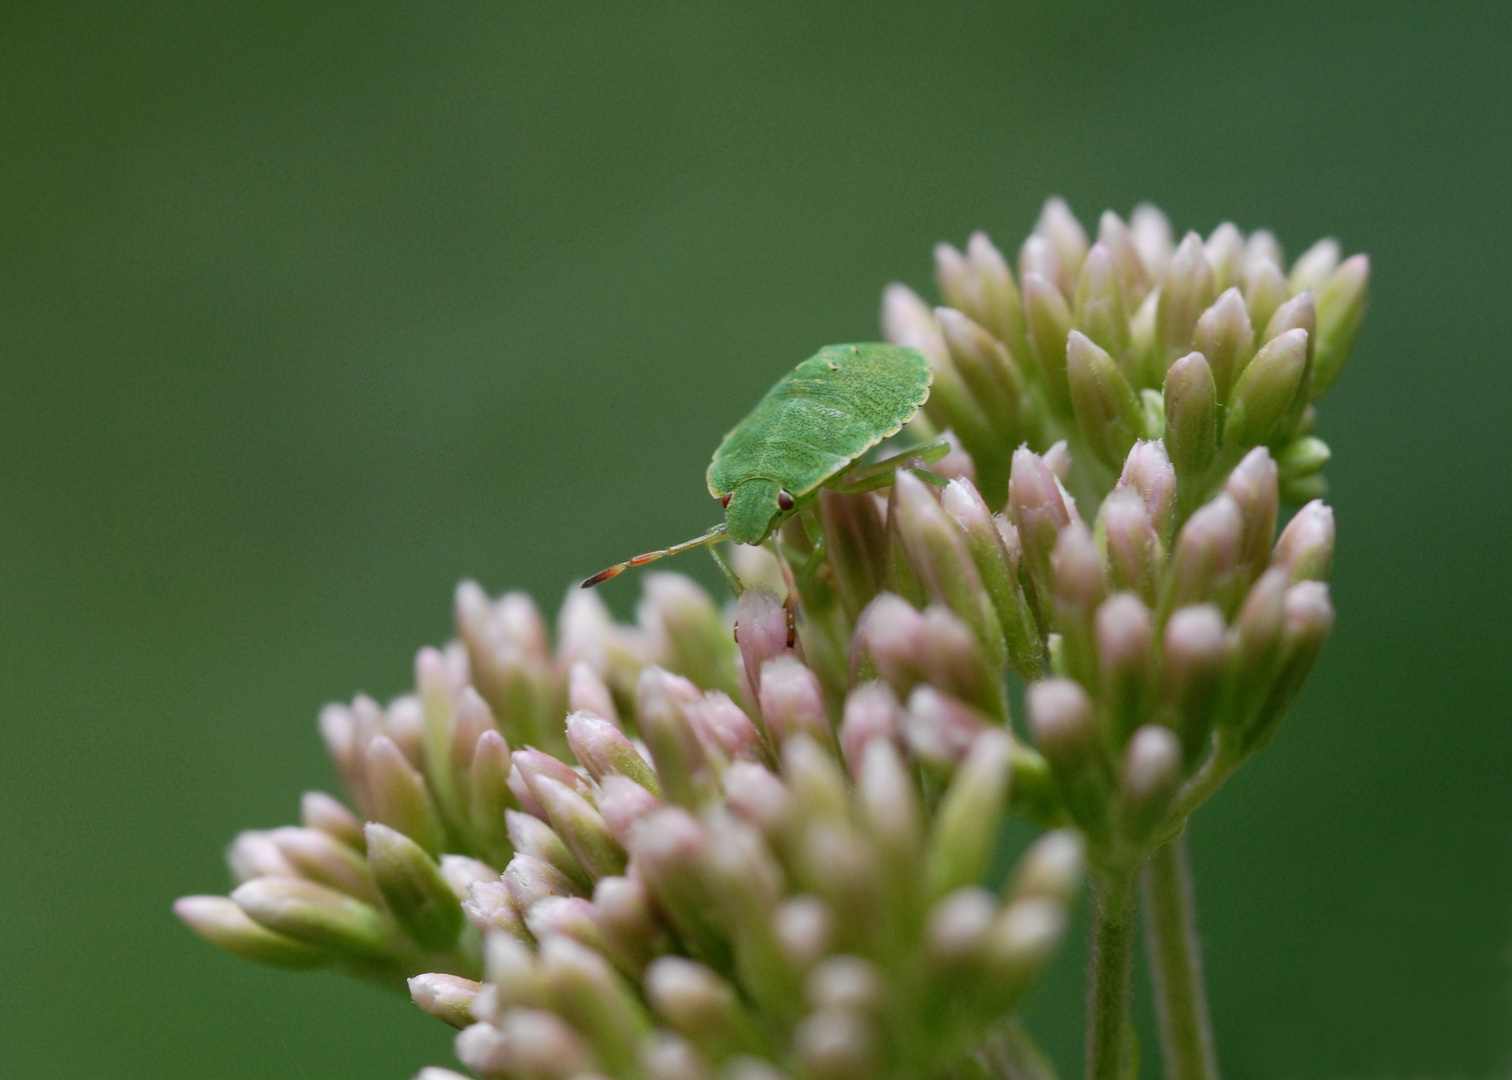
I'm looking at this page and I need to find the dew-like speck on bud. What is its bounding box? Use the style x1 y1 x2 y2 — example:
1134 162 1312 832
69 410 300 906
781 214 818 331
1272 499 1335 583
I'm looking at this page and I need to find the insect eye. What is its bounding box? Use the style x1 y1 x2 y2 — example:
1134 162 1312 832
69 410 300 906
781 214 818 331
777 490 795 512
721 493 732 509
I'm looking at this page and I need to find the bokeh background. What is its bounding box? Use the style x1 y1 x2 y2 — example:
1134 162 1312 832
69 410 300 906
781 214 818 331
2 2 1509 1076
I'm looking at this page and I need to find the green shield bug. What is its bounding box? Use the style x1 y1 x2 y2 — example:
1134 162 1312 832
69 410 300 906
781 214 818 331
583 342 944 587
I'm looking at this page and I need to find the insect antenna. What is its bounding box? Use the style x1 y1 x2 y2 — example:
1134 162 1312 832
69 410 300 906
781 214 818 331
581 523 730 587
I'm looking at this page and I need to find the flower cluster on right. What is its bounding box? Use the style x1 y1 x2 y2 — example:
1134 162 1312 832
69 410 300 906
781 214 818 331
178 199 1366 1080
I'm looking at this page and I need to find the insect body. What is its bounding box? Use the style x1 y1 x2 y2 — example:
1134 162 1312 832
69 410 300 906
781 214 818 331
583 342 935 587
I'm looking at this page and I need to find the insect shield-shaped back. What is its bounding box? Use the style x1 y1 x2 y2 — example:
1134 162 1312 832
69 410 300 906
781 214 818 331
583 343 933 586
707 343 934 541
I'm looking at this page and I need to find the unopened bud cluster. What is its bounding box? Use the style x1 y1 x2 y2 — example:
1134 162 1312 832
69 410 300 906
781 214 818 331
179 199 1364 1080
887 199 1366 512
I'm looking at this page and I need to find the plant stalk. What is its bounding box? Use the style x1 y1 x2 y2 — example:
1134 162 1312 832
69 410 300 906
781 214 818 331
1142 833 1219 1080
1086 872 1137 1080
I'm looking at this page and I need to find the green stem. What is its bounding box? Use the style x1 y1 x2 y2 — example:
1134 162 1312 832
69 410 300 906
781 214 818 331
1086 873 1137 1080
1142 835 1219 1080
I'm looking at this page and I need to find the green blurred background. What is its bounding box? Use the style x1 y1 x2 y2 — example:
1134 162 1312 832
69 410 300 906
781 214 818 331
2 1 1508 1076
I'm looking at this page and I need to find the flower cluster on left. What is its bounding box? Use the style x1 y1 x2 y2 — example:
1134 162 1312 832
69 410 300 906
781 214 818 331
177 571 1080 1080
176 575 723 983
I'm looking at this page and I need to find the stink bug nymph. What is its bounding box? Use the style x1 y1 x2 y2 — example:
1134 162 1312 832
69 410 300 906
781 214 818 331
583 343 944 587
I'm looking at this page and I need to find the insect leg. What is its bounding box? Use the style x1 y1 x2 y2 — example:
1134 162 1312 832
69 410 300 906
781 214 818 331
842 439 951 483
794 531 829 591
706 543 743 597
829 465 949 496
581 523 729 587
